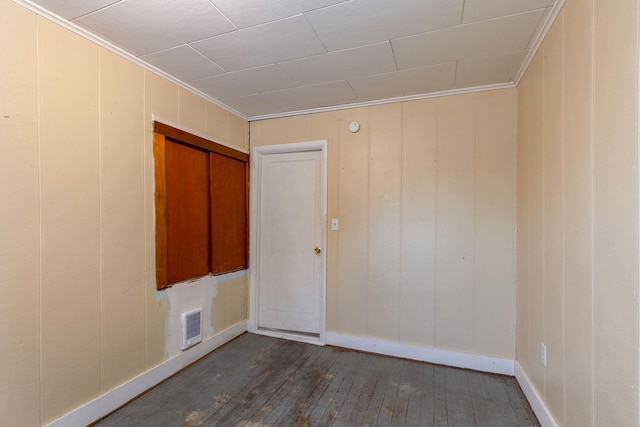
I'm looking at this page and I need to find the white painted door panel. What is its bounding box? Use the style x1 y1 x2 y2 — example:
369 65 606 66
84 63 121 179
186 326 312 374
258 150 323 334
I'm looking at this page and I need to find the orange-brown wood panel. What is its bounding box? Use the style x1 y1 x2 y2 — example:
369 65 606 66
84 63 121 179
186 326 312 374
210 152 248 274
153 133 169 289
166 139 211 283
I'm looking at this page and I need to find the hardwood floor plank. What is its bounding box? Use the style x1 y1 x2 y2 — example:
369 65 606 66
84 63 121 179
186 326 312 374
95 334 540 427
376 358 404 426
345 353 386 426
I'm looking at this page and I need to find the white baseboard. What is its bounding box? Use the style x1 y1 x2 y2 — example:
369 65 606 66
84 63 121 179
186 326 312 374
45 320 247 427
515 361 558 427
325 332 514 376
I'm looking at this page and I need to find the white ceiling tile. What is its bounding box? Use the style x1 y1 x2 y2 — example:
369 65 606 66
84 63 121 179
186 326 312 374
74 0 237 55
190 65 297 100
462 0 556 23
348 62 456 100
209 0 347 28
305 0 464 51
392 9 545 70
191 15 326 71
221 94 280 117
278 42 396 86
140 45 225 82
455 50 529 87
261 81 356 110
30 0 121 19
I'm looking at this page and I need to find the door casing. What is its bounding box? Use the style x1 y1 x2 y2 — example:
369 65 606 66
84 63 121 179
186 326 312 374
249 140 328 345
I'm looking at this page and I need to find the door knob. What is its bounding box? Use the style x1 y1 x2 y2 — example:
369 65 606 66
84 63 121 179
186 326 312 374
314 247 322 254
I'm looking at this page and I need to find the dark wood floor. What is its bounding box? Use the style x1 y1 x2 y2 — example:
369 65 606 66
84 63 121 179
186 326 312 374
95 333 539 427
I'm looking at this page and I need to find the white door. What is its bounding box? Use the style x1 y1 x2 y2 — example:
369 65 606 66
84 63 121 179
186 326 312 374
256 149 324 336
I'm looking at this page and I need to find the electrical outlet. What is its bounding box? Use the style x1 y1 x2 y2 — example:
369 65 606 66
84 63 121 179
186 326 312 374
541 342 547 367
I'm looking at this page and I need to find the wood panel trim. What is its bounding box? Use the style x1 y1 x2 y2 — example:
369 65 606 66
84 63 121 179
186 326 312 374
154 121 248 162
153 132 168 289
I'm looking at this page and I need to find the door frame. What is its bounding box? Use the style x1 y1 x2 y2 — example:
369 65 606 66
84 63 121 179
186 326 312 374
248 140 328 345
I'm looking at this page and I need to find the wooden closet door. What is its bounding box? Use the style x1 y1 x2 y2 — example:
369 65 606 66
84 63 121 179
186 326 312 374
165 139 211 283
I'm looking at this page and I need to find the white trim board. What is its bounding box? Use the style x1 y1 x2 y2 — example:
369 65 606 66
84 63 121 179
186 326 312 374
248 140 329 346
515 362 559 427
325 332 515 376
44 321 247 427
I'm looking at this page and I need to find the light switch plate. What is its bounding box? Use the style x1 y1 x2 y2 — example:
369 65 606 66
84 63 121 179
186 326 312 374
331 218 339 231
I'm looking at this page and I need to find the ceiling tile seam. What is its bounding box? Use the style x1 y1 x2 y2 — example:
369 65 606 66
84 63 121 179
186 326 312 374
513 0 566 85
140 44 230 77
68 0 123 21
186 42 231 74
389 6 550 46
302 12 329 53
205 0 238 32
460 0 467 25
15 0 249 120
388 39 400 72
344 79 360 99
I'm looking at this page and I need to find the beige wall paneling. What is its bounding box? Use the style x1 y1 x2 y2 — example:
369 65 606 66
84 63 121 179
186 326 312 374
179 87 207 134
252 114 312 147
526 51 546 392
542 17 566 424
99 48 146 392
205 102 230 143
400 99 437 346
562 0 594 425
143 71 179 368
250 119 286 148
336 108 371 336
516 72 532 369
593 0 639 424
311 111 342 331
0 2 40 425
227 112 249 148
250 94 517 355
368 103 402 341
435 94 476 352
474 90 517 358
38 18 102 422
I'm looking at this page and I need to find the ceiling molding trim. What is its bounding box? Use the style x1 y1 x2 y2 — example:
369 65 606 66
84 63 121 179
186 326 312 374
13 0 249 121
248 82 516 121
513 0 566 85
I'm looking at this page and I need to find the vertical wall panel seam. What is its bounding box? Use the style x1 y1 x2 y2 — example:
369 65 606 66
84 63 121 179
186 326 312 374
98 47 104 393
365 107 370 335
398 103 403 340
635 0 640 424
541 40 547 398
473 94 478 354
434 99 440 347
559 12 567 425
143 71 148 369
35 14 43 426
590 0 596 423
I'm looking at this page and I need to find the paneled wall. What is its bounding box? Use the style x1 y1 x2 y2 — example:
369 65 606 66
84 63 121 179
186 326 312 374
0 1 248 424
251 89 517 358
516 0 640 425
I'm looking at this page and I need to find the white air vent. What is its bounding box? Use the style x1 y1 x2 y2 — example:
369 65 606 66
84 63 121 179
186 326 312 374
181 308 202 350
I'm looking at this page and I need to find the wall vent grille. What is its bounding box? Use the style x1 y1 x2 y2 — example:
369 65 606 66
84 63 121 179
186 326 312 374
181 308 202 350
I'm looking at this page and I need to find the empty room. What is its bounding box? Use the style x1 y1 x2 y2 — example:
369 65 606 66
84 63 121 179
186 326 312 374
2 0 639 426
